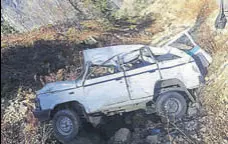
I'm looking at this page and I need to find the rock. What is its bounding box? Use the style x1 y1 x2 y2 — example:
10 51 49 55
184 120 199 132
19 103 28 115
28 88 32 93
191 134 198 139
89 116 103 127
124 114 132 125
112 128 131 144
200 127 206 133
131 129 141 143
56 69 64 81
176 136 184 142
69 137 93 144
146 135 158 144
187 106 198 116
188 103 201 116
1 0 100 32
222 139 228 144
83 36 98 45
132 112 147 128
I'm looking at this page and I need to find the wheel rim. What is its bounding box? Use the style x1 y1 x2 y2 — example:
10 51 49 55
164 98 181 115
56 116 73 136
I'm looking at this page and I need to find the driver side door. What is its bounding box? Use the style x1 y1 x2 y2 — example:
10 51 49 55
83 64 129 113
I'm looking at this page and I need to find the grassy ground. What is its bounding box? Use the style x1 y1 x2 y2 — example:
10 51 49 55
1 0 227 143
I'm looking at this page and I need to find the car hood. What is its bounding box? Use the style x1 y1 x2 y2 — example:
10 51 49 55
37 80 76 95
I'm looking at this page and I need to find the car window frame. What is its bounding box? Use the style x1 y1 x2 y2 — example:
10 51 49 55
86 64 120 80
84 56 122 81
154 53 182 62
120 47 156 71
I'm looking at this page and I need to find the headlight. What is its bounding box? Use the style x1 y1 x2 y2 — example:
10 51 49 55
35 98 41 110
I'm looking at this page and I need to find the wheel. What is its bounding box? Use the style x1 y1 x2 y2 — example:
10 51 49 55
52 109 80 143
156 91 187 119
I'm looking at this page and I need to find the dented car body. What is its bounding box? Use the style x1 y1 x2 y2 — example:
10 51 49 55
33 30 212 142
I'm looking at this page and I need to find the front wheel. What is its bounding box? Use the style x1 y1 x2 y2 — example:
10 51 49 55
52 109 80 143
156 91 187 119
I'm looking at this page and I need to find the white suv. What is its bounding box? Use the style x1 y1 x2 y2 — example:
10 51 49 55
33 30 212 143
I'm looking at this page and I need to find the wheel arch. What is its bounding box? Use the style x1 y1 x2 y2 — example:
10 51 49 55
50 101 88 121
153 78 195 102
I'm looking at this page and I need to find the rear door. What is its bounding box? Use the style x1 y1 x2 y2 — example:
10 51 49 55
121 48 161 100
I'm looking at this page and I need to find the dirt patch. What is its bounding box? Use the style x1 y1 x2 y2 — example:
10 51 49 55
1 40 88 99
1 0 227 143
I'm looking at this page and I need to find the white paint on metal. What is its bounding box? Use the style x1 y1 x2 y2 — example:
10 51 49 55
37 30 213 115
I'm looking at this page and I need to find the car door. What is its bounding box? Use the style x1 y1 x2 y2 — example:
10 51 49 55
121 48 161 100
83 64 129 113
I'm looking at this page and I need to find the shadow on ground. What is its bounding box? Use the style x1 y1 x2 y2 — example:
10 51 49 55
1 39 98 99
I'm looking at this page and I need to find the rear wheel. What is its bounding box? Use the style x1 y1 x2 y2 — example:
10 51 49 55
156 91 187 119
52 109 80 143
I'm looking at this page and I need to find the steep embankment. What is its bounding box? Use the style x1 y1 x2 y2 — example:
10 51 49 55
1 0 101 32
194 8 228 143
1 0 227 144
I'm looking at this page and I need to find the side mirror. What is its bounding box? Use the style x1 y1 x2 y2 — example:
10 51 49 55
215 0 227 29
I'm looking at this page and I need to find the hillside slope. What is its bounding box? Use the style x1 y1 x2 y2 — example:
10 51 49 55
1 0 227 144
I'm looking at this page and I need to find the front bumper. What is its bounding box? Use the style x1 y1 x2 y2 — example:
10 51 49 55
33 109 51 122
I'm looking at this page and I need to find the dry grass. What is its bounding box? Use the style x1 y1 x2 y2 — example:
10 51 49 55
1 20 107 48
200 50 228 143
1 1 227 144
194 9 228 143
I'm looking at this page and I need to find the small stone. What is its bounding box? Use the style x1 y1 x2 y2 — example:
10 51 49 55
187 106 198 116
222 139 228 144
69 137 93 144
192 102 201 109
83 36 97 45
124 115 132 125
177 136 184 142
19 103 28 115
184 120 198 131
146 135 158 144
132 112 146 128
56 69 64 81
191 134 198 139
113 128 131 144
89 116 103 127
200 127 206 133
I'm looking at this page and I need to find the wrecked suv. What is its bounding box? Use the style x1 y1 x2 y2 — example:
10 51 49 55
33 30 212 142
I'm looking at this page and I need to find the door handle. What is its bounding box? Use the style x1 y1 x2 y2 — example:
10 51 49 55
115 77 122 81
148 69 156 73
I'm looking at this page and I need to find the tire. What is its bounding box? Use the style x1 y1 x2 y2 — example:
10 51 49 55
52 109 80 143
156 91 187 119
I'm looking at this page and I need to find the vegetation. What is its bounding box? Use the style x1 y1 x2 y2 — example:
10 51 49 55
1 0 227 143
1 21 18 35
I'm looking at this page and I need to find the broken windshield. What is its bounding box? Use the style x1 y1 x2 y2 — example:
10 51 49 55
120 48 155 71
86 56 121 79
84 46 155 78
169 34 195 50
